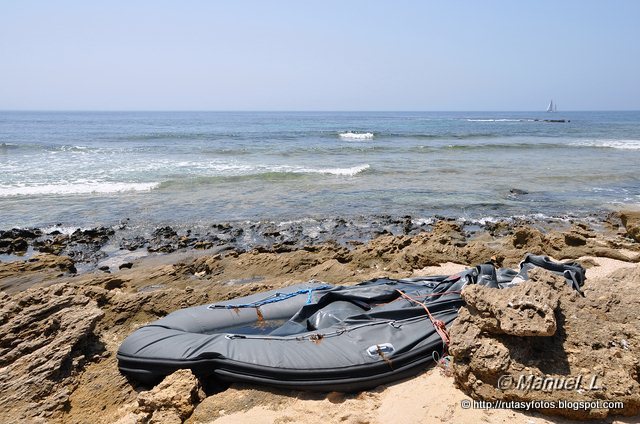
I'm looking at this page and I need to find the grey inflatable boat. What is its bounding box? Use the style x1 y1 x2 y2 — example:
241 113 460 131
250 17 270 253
117 254 584 391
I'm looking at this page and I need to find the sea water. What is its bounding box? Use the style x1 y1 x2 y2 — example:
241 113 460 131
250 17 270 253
1 111 639 229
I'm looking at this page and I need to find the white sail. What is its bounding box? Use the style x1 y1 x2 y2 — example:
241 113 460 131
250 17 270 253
546 100 554 112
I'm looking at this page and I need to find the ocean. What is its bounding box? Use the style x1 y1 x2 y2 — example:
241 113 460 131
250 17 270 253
1 111 639 230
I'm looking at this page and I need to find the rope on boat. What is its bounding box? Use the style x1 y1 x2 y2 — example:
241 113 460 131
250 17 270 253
396 289 451 348
207 285 332 310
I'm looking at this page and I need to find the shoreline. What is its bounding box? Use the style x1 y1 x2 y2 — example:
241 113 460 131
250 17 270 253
1 211 639 422
0 211 618 274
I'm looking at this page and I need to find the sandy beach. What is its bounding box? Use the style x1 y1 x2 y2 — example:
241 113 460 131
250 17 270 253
1 212 640 423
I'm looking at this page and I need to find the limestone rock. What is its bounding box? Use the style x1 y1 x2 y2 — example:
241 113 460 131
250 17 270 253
0 284 104 422
135 370 205 422
0 254 77 293
620 211 640 242
450 266 640 420
460 268 561 337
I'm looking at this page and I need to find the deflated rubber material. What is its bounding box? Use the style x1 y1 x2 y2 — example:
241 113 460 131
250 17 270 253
117 254 584 391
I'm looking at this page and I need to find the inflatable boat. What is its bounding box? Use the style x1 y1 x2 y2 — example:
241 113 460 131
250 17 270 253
117 255 584 391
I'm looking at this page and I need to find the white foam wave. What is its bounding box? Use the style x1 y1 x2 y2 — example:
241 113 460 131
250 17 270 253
469 216 500 225
413 218 436 226
466 119 533 122
339 132 374 140
268 164 370 176
0 182 159 197
147 160 371 177
301 164 370 176
40 225 90 235
572 140 640 150
60 145 89 151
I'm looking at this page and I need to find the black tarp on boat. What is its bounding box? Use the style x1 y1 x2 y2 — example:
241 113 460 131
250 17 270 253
117 254 584 391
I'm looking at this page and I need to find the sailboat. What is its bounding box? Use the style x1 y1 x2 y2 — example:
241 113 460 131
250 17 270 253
543 100 567 122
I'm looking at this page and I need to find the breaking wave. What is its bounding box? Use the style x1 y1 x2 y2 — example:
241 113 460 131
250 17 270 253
158 164 371 188
0 182 160 197
285 164 370 176
466 119 536 122
339 132 374 140
570 140 640 150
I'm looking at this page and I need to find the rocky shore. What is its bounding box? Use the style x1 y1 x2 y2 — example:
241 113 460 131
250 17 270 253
0 213 619 274
1 212 640 423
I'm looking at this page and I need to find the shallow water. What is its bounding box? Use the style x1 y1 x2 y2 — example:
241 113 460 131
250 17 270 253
1 111 639 229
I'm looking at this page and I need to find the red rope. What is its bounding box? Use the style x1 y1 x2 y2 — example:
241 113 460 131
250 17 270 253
396 289 451 347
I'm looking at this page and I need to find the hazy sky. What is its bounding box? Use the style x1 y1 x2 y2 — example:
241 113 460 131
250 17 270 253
1 1 639 111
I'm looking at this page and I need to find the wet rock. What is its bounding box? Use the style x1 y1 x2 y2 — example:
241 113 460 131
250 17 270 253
271 241 297 253
372 229 391 237
0 238 10 254
0 238 29 255
0 228 41 254
70 227 115 245
262 230 281 238
193 240 213 250
402 216 413 235
148 227 180 253
212 223 232 231
178 236 196 249
119 262 133 270
153 226 178 239
33 234 69 255
120 236 147 251
0 228 42 240
148 244 177 254
30 227 114 267
10 238 29 253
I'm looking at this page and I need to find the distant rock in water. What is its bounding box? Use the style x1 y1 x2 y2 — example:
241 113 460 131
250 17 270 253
509 188 529 195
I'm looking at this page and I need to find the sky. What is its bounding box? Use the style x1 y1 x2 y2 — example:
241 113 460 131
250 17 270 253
1 1 639 111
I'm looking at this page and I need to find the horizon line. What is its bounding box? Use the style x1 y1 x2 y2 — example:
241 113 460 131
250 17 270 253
1 109 639 113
